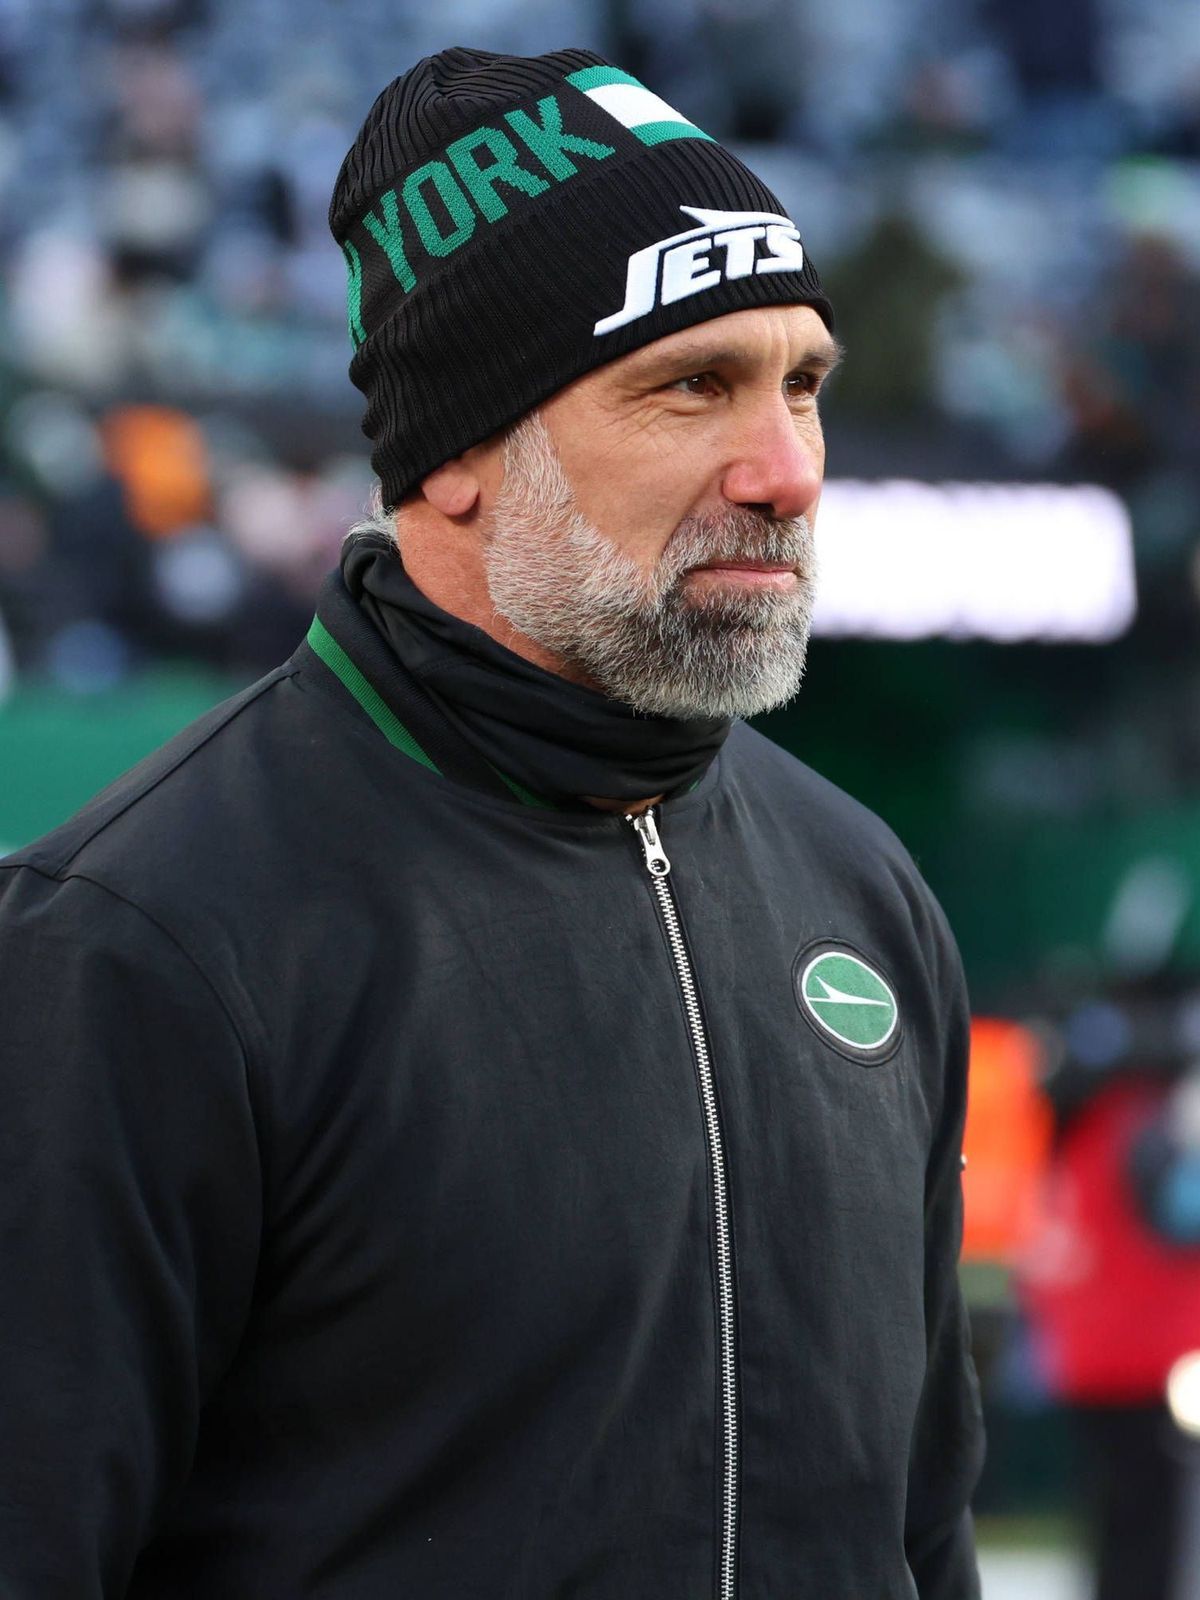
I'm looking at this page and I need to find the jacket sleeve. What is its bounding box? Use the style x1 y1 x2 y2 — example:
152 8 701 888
0 865 262 1599
904 904 986 1600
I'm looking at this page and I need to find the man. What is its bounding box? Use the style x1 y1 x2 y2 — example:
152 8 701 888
0 46 984 1599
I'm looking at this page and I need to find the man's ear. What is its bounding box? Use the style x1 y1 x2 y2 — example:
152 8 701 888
420 457 481 519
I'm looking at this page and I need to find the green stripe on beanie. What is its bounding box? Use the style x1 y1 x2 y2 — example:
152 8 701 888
329 46 833 507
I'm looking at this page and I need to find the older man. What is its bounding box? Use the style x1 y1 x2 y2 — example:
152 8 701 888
0 47 983 1600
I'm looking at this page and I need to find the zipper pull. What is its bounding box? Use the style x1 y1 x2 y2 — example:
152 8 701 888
626 807 671 877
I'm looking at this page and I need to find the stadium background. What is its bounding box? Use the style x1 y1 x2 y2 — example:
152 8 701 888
2 1 1199 1593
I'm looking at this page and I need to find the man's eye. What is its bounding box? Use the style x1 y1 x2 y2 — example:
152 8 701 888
672 372 719 396
785 373 820 399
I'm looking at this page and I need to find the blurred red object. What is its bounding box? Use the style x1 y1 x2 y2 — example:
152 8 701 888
1018 1078 1200 1401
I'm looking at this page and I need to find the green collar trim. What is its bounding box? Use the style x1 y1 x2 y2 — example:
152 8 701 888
308 614 439 773
493 768 557 809
306 614 556 809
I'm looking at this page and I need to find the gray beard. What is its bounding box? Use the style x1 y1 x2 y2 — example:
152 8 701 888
483 413 817 720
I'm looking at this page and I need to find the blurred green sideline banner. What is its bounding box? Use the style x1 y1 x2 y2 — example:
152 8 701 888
0 673 239 857
7 675 1200 1000
935 811 1200 998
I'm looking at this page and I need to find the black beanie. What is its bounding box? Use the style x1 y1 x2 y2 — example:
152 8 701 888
329 46 834 507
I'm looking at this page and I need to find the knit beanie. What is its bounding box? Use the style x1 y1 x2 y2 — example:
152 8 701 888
329 46 834 507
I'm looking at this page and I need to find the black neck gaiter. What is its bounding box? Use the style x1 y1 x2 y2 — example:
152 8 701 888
342 537 731 806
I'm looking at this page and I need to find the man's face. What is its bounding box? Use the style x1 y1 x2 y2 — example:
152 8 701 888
482 304 840 720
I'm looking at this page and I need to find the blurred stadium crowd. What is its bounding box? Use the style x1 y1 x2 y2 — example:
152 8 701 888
0 0 1197 699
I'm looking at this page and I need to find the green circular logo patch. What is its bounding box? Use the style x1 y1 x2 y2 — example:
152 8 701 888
794 943 901 1064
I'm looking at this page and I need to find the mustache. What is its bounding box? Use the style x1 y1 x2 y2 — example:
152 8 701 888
660 509 813 583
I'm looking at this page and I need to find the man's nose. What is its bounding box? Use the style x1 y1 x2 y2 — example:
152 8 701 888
719 400 823 521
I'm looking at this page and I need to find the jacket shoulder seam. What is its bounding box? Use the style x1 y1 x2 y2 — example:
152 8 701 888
0 861 264 1134
34 665 299 876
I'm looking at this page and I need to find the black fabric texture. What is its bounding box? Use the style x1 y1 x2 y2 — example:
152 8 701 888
329 47 834 505
316 561 515 800
341 532 731 805
0 589 984 1597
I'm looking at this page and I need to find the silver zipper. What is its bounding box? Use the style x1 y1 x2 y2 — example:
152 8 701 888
627 807 739 1600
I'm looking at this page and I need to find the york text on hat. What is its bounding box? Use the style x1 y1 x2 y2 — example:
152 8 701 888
346 92 618 342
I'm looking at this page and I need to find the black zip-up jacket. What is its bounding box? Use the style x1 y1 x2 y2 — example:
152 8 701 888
0 580 984 1599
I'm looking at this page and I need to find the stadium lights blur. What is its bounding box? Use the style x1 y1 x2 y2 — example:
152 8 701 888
1167 1351 1200 1440
811 481 1136 643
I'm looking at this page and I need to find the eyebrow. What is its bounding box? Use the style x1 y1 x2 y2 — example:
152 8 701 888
630 333 846 382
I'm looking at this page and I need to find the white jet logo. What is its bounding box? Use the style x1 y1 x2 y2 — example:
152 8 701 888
594 205 805 337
